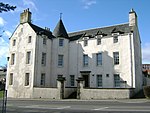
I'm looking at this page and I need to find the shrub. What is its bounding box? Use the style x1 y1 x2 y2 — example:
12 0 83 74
143 86 150 98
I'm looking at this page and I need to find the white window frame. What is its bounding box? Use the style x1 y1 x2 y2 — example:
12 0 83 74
28 36 32 43
97 74 102 87
70 75 75 86
59 39 64 46
114 74 120 87
11 53 15 65
25 73 29 86
83 54 88 66
26 51 31 64
96 53 102 66
9 73 13 85
41 52 46 66
58 55 63 67
41 73 45 86
113 52 119 65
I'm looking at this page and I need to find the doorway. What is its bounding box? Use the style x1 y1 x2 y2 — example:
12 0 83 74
82 74 89 88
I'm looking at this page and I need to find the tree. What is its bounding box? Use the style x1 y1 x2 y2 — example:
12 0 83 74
0 2 16 13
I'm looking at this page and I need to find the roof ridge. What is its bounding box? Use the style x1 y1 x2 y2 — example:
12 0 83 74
68 22 129 35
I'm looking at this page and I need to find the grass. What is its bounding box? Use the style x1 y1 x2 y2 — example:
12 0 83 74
0 91 4 98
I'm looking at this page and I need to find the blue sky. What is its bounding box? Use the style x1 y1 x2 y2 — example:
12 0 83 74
0 0 150 66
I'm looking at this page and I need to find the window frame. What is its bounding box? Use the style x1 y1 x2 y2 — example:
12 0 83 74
83 54 88 66
113 52 119 65
41 73 45 86
25 73 30 86
58 55 64 67
70 75 75 86
96 53 102 66
114 74 120 87
26 51 31 64
11 53 15 65
113 35 118 43
12 39 16 46
41 52 46 66
9 73 13 85
97 74 102 87
43 38 47 45
28 36 32 43
59 39 64 47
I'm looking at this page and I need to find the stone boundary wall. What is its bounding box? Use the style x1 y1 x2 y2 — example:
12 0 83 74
33 87 60 99
80 88 135 99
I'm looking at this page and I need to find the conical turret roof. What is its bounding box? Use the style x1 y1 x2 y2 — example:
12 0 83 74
53 19 68 38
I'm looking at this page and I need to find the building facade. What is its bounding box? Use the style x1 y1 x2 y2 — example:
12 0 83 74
6 9 143 99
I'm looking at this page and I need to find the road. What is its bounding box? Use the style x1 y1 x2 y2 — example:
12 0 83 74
0 99 150 113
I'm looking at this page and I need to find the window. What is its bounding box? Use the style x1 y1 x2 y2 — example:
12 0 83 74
70 75 75 86
9 73 13 85
41 73 45 86
58 55 63 66
12 39 16 46
59 39 64 46
26 51 31 64
114 74 120 87
43 38 46 45
97 75 102 87
113 52 119 65
41 53 46 66
96 53 102 66
11 53 15 65
84 39 88 46
28 36 32 43
83 54 88 66
113 36 118 43
97 38 101 45
25 73 29 86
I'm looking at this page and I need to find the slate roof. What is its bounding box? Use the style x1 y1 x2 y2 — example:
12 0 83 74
68 23 131 41
29 23 54 39
53 19 69 38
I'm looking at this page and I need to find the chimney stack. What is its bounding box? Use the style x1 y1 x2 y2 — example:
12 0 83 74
129 8 137 27
20 8 32 24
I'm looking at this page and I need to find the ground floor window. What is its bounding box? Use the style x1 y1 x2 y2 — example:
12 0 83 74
114 74 120 87
41 73 45 86
25 73 30 86
97 74 102 87
9 73 13 85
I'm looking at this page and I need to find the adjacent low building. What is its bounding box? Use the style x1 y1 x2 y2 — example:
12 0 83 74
6 8 143 99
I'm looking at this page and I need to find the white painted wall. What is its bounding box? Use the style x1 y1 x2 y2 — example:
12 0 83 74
6 23 36 98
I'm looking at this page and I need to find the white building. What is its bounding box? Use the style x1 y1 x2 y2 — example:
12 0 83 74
6 8 143 99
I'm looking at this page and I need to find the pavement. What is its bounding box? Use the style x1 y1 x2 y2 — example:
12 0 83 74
1 98 150 113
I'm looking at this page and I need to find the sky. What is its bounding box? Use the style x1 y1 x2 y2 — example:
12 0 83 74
0 0 150 66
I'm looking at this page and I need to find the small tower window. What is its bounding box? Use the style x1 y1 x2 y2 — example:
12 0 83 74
28 36 32 43
43 38 47 45
59 39 64 46
12 39 16 46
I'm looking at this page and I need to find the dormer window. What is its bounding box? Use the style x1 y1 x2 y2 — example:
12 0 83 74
43 38 46 45
113 36 118 43
97 38 101 45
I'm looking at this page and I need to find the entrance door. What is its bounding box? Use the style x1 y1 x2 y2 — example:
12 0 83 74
82 74 89 88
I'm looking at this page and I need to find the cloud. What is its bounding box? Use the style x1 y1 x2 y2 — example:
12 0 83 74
0 37 9 64
0 17 6 26
142 43 150 63
82 0 97 9
23 0 37 11
4 30 12 38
